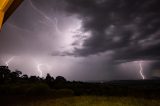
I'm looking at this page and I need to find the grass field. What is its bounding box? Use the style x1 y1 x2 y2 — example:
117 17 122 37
10 96 160 106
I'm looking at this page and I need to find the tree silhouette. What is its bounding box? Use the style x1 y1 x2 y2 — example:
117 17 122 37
29 76 40 82
46 73 54 82
22 74 29 80
9 70 22 82
45 73 54 87
55 76 66 83
0 66 10 83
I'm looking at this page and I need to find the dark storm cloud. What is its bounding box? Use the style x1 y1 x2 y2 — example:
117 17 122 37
1 0 160 80
65 0 160 61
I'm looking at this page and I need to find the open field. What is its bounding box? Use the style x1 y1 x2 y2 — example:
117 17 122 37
4 96 160 106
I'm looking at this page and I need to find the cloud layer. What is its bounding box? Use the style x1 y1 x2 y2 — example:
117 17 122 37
0 0 160 80
65 0 160 62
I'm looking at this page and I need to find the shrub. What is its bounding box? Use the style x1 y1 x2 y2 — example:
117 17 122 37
26 83 50 96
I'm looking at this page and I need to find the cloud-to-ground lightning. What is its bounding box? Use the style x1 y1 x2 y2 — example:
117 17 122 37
34 60 50 77
138 61 145 80
37 64 43 77
5 56 15 66
37 63 50 77
34 60 43 77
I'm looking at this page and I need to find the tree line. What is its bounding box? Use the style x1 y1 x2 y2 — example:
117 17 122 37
1 65 160 98
0 66 66 85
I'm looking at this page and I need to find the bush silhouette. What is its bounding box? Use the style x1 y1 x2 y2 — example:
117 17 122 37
26 83 50 96
55 76 66 83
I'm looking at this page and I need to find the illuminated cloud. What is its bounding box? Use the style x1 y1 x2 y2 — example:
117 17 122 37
0 0 160 80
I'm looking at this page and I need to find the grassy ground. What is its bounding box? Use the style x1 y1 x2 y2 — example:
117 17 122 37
8 96 160 106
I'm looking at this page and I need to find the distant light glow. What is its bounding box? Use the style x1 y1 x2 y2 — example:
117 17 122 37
62 19 82 50
29 0 89 52
5 56 15 66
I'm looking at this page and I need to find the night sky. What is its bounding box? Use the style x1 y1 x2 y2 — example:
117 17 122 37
0 0 160 81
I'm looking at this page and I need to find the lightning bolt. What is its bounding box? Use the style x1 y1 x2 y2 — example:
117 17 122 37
138 61 145 80
34 60 50 77
37 64 43 77
5 56 15 66
29 0 53 23
29 0 62 34
54 17 62 34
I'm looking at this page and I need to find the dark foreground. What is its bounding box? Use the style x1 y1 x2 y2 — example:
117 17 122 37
1 96 160 106
1 66 160 105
